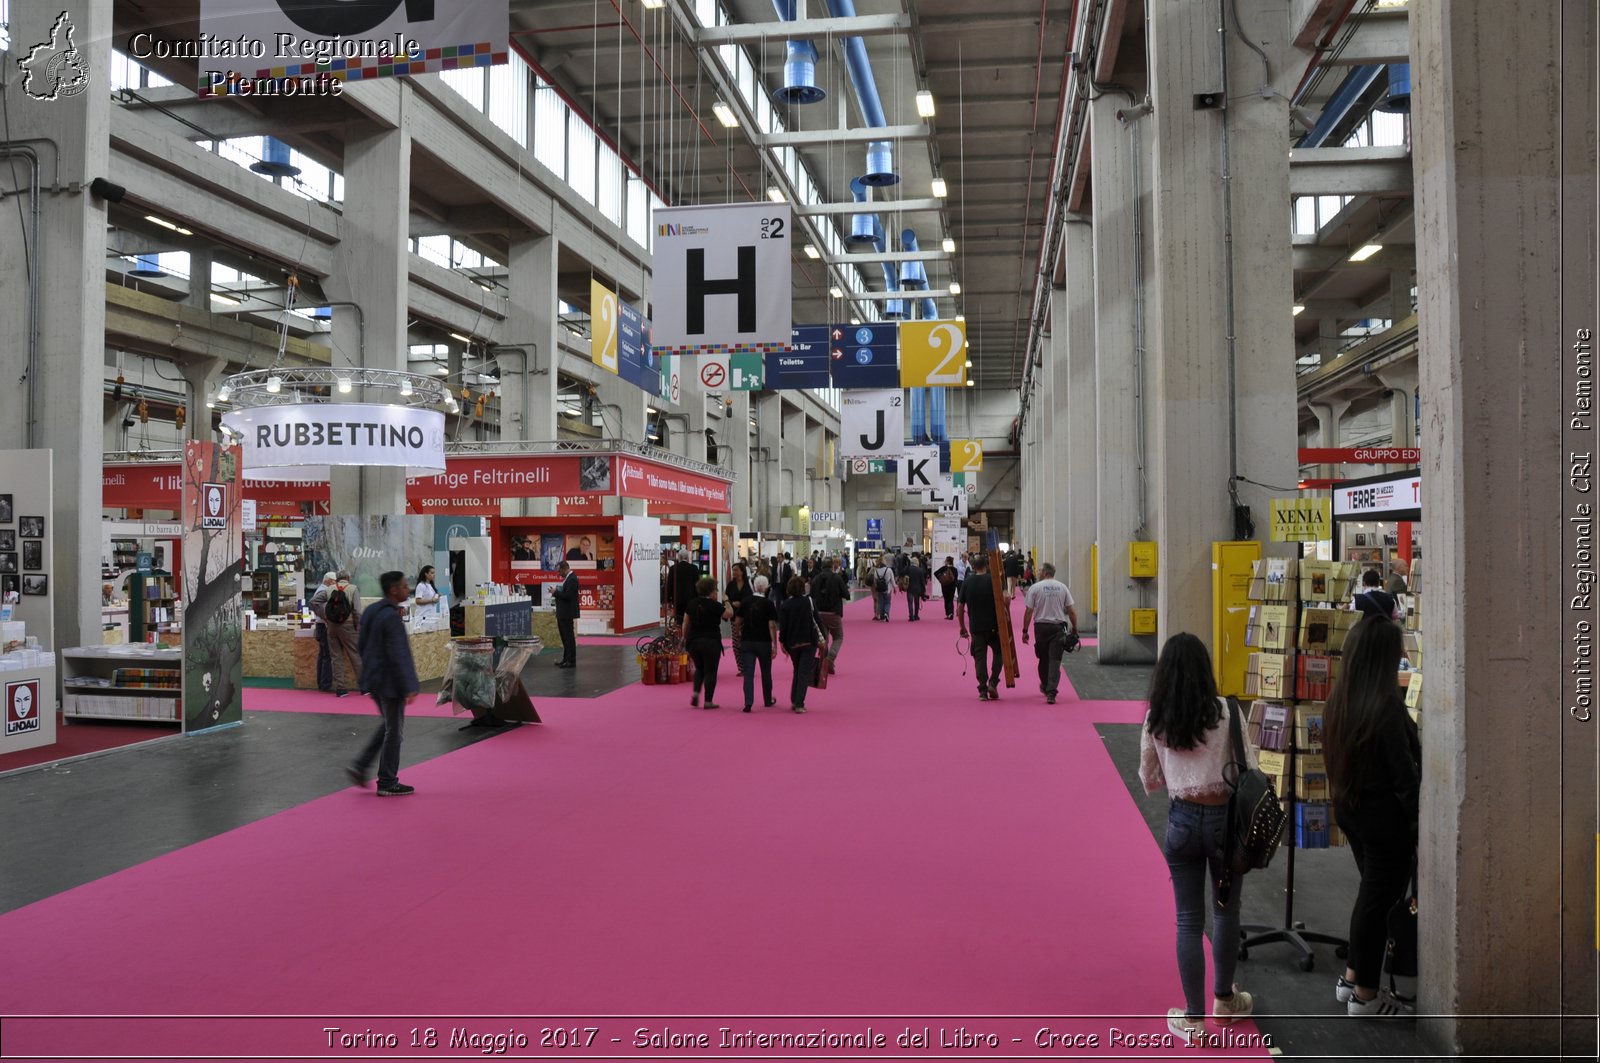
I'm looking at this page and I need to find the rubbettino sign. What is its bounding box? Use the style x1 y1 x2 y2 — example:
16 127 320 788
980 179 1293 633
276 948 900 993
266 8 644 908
1269 497 1332 542
221 403 446 473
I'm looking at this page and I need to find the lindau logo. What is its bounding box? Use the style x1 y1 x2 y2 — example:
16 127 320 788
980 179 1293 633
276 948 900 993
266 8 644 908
19 12 91 102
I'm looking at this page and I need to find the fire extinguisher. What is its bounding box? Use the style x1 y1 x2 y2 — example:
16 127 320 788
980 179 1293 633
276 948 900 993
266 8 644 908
667 655 681 683
656 655 669 683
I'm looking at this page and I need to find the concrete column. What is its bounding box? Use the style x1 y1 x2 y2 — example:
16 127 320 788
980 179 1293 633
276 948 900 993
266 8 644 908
0 0 112 647
1145 0 1297 644
726 391 752 529
1411 0 1595 1054
184 251 213 311
1387 253 1416 322
326 99 412 516
1036 319 1058 573
177 361 223 442
1060 218 1097 628
783 402 807 535
1089 95 1151 662
503 233 561 508
754 392 784 532
1313 400 1348 484
1375 365 1418 458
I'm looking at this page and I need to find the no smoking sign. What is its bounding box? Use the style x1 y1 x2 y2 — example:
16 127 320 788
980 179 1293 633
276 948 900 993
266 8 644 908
700 362 727 389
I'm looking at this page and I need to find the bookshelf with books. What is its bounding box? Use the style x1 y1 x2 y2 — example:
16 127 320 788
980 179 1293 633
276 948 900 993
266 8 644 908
61 645 183 723
128 573 180 644
1236 556 1350 972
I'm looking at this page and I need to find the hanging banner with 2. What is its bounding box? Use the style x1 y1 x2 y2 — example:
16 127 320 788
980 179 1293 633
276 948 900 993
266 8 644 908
651 203 791 350
839 390 904 459
899 321 968 388
590 278 619 375
951 438 983 472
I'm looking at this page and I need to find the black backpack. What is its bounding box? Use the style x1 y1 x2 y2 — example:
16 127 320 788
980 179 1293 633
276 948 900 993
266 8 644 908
874 569 889 594
1218 696 1287 903
325 587 353 625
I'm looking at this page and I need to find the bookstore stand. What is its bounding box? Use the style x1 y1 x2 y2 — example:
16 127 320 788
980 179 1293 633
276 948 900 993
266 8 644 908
1238 543 1349 972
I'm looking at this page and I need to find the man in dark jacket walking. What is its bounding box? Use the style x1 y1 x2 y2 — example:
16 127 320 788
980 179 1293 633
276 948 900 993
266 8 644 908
552 561 580 668
669 549 701 628
347 571 420 796
905 556 927 621
809 556 849 670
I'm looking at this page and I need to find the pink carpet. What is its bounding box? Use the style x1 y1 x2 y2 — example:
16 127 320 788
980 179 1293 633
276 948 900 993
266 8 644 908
1 593 1268 1061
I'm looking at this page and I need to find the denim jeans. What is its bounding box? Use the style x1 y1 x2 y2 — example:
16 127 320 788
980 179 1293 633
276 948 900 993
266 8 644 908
876 591 892 619
1164 798 1244 1017
740 644 773 707
355 694 407 789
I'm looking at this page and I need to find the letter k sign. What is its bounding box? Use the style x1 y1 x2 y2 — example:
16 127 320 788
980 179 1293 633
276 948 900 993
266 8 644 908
907 457 931 487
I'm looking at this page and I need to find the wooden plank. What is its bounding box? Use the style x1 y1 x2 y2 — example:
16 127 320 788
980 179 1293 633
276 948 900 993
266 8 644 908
987 533 1020 687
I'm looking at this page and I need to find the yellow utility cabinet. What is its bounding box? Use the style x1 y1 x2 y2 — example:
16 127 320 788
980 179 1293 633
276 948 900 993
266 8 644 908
1129 541 1158 578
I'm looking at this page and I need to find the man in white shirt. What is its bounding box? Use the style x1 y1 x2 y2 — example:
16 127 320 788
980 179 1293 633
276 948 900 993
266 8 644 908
1021 563 1080 704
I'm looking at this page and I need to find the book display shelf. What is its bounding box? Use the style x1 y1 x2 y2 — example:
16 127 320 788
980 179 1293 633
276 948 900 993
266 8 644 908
61 645 183 723
1237 555 1352 972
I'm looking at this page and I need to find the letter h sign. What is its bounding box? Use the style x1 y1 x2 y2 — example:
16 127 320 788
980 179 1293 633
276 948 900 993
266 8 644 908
650 203 792 348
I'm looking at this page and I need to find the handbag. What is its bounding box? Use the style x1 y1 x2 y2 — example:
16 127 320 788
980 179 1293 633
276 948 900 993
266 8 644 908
1217 696 1287 904
811 651 830 689
1384 868 1418 984
1063 628 1081 653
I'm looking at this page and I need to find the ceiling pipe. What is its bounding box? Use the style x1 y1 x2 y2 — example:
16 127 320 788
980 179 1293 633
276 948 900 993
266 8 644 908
822 0 899 186
898 228 931 293
771 0 826 104
845 177 877 247
873 218 906 319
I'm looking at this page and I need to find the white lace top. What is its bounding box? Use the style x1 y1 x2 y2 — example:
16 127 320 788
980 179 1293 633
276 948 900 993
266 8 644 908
1139 698 1258 801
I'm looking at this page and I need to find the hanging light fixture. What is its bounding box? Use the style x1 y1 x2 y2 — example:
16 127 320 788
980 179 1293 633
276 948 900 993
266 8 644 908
217 383 231 402
337 374 353 393
942 236 956 253
948 281 962 295
400 378 414 397
931 176 948 198
266 375 282 393
712 99 739 128
915 90 936 119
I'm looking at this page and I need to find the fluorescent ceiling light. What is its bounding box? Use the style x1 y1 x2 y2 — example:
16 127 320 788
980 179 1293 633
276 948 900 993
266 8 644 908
1292 304 1306 316
930 177 948 198
955 314 965 322
767 186 786 203
942 237 956 253
209 293 241 305
642 0 667 8
437 365 450 375
829 285 843 298
915 90 936 118
804 243 820 259
450 332 472 342
850 317 861 326
712 100 739 128
965 379 975 387
948 281 961 295
965 360 972 368
1348 243 1383 262
145 214 193 236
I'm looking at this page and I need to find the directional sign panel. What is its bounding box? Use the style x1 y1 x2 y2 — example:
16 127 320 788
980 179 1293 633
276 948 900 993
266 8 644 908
829 322 901 389
897 445 940 494
767 325 831 389
652 203 792 349
617 300 654 394
900 320 968 387
839 389 904 459
590 278 619 375
951 438 984 472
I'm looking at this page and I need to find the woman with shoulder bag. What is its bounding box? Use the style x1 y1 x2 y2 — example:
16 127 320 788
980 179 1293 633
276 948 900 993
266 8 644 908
1139 633 1257 1043
776 575 820 713
1325 615 1419 1017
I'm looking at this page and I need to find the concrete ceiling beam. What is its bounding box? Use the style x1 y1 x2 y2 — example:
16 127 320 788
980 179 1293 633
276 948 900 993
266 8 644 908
1289 146 1413 196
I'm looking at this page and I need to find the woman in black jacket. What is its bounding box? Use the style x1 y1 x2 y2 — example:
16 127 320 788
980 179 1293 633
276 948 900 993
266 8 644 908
725 562 751 675
935 556 960 619
776 575 820 713
684 577 732 709
1324 615 1420 1017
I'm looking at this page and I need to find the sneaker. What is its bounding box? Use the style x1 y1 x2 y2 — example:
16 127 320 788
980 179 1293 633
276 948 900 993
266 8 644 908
763 698 776 707
1348 988 1412 1017
1335 975 1356 1004
978 690 990 701
690 693 699 707
704 702 719 710
1046 693 1057 704
345 765 369 788
792 705 807 713
375 783 415 797
1166 1010 1204 1044
1213 988 1253 1024
987 685 1000 700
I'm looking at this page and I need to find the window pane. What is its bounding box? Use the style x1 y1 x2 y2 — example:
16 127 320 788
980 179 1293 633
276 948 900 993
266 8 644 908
534 81 567 177
598 144 623 225
1371 109 1407 147
1293 196 1317 235
568 120 596 204
488 55 529 146
627 177 649 247
441 66 485 111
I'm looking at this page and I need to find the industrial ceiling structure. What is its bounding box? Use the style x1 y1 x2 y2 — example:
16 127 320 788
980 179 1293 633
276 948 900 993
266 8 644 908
101 0 1415 409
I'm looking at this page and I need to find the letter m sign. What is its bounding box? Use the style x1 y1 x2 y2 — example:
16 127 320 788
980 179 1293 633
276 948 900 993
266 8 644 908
649 203 792 348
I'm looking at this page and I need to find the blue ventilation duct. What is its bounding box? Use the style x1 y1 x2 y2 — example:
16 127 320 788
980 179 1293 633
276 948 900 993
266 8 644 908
770 1 825 104
1378 63 1410 113
251 138 301 178
1296 66 1385 148
908 387 927 446
823 0 898 186
871 217 906 319
898 228 929 291
930 387 948 445
846 177 876 247
130 254 164 278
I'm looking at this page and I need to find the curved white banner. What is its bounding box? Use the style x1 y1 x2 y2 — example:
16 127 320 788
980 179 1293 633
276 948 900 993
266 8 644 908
222 403 446 472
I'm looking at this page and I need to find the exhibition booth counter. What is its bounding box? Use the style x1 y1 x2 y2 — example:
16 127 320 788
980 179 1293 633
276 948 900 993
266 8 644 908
242 612 454 688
